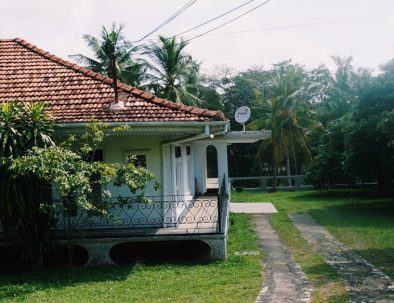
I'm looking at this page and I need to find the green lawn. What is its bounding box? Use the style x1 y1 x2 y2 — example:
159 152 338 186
232 189 394 302
0 214 262 303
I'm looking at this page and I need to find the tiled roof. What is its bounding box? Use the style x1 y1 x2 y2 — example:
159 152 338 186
0 38 225 123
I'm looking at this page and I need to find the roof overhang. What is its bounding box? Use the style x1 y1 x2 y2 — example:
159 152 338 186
208 130 271 143
55 120 230 137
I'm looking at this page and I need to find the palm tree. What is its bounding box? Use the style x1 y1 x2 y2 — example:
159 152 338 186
145 36 201 105
70 23 145 87
312 56 371 127
249 62 317 190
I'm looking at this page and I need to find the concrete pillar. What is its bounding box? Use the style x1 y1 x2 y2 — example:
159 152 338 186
215 143 228 182
294 176 302 191
192 142 206 194
205 237 227 260
260 177 268 192
84 242 115 266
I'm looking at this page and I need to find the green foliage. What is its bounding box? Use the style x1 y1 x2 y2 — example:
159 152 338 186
0 105 156 267
307 58 394 189
70 22 145 87
248 61 318 187
0 102 55 267
305 115 355 188
145 36 202 105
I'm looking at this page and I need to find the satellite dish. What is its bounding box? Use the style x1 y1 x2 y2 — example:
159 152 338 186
235 106 251 131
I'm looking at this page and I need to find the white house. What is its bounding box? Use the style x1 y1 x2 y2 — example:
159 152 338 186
0 38 270 265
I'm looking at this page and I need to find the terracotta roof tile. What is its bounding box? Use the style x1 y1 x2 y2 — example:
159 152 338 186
0 38 225 123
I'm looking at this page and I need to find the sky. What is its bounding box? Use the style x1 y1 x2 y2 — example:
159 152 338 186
1 0 394 74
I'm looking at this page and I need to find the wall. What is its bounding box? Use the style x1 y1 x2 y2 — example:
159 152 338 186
102 135 169 197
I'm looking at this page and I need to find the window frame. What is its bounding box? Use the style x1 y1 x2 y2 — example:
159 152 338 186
124 149 151 169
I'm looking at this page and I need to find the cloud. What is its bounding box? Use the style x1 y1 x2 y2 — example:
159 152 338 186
190 31 333 71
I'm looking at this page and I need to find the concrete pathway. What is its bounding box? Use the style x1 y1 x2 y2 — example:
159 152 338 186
230 202 278 214
251 214 312 303
289 213 394 303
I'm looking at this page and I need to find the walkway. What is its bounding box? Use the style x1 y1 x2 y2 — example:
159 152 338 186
230 202 277 214
251 214 312 303
289 213 394 303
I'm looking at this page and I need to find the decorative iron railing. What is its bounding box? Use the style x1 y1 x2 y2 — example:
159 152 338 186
53 195 220 233
217 174 229 234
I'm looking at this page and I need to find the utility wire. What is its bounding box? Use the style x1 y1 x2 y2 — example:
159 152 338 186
132 0 198 43
184 0 272 43
200 12 394 37
175 0 259 38
137 0 262 48
137 0 273 55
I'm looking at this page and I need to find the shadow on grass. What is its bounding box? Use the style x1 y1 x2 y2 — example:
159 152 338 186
285 189 394 202
306 200 394 228
353 248 394 279
0 241 214 301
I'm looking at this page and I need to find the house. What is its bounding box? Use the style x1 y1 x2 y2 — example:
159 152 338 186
0 38 270 265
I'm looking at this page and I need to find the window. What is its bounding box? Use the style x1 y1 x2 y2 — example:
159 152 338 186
127 154 147 168
124 150 149 168
175 146 182 158
186 145 191 155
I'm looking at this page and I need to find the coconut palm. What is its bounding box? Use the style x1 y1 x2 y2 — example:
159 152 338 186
145 36 201 105
249 62 317 190
70 23 145 87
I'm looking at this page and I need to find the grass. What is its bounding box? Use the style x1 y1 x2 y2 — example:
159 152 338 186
232 189 394 302
0 214 262 303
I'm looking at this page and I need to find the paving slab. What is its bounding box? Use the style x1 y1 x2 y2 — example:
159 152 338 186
289 213 394 303
251 214 312 303
230 202 278 214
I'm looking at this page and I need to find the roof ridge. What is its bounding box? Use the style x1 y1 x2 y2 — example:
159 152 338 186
11 38 225 121
0 38 18 42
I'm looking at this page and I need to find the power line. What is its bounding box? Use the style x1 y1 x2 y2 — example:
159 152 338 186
132 0 198 43
199 12 394 37
137 0 262 48
184 0 272 43
175 0 259 37
136 0 273 55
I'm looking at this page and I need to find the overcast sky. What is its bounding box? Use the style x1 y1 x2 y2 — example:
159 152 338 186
1 0 394 73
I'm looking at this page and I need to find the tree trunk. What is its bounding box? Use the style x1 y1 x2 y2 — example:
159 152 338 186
272 126 277 192
290 135 298 175
286 150 291 187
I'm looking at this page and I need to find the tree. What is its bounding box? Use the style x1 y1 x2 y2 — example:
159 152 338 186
249 62 317 190
0 102 55 268
306 57 394 190
311 56 372 127
0 104 157 268
305 115 355 188
344 62 394 189
145 36 201 105
71 23 145 87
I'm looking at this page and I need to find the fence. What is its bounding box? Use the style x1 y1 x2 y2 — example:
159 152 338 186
230 175 312 192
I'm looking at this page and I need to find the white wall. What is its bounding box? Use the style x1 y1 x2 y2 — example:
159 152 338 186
192 141 228 194
102 135 169 197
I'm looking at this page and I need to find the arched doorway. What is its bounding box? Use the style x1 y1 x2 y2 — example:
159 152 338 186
206 145 219 194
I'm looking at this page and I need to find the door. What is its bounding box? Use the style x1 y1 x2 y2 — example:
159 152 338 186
174 145 183 197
